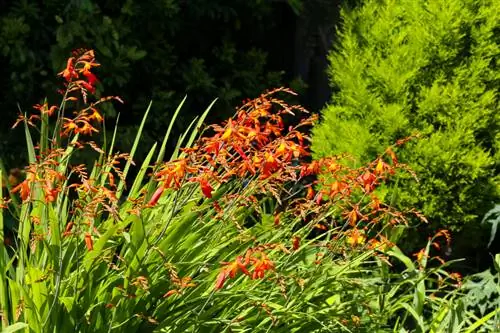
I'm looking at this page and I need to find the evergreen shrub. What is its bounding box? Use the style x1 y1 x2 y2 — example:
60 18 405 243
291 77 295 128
312 0 500 256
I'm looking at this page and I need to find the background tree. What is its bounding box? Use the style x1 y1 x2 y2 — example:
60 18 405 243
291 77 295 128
0 0 297 165
311 0 500 270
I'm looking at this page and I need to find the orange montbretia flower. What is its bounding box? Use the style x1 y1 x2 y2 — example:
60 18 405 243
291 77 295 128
77 121 99 135
89 108 103 122
368 235 393 252
199 177 214 198
33 102 57 117
62 118 99 137
215 249 275 290
148 159 203 206
274 139 306 162
188 172 215 198
42 180 59 203
58 49 100 96
250 251 274 280
215 255 250 290
156 159 199 189
62 119 78 136
84 232 93 251
260 152 280 179
11 170 35 201
148 185 165 206
59 57 78 82
11 152 66 204
358 171 377 193
300 160 321 178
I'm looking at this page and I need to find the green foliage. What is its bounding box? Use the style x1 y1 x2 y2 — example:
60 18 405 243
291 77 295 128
459 254 500 332
312 0 500 249
482 204 500 248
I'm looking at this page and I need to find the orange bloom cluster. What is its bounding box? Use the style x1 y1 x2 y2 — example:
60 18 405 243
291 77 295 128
413 229 452 269
163 268 197 298
12 101 61 130
215 247 275 290
11 150 65 203
142 87 420 290
285 150 407 236
6 50 127 254
150 88 314 206
345 228 366 247
63 153 127 251
58 50 122 137
13 50 122 139
58 49 99 93
5 49 441 301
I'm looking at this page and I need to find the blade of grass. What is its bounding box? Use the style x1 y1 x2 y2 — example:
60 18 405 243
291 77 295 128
97 114 121 187
106 113 120 158
156 96 186 165
39 98 49 154
23 117 36 165
145 98 186 198
1 322 29 333
395 302 426 332
171 98 216 161
169 116 199 161
0 174 9 328
128 143 157 200
180 99 216 158
116 101 152 200
464 308 500 333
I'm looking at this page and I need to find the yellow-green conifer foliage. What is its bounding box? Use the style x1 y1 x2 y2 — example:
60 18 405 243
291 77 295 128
312 0 499 247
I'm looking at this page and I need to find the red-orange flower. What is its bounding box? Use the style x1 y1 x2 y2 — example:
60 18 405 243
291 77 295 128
274 139 306 162
358 171 377 193
189 174 214 198
251 251 274 280
215 249 275 290
62 119 78 136
33 103 57 116
77 121 99 135
42 180 59 203
83 71 98 88
11 170 36 201
58 57 78 82
148 185 165 207
63 222 74 237
300 160 321 178
346 206 361 226
84 232 94 251
88 108 103 122
156 158 198 189
215 255 250 290
260 152 279 178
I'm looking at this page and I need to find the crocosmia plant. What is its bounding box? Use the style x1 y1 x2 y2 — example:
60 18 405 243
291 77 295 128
0 50 467 332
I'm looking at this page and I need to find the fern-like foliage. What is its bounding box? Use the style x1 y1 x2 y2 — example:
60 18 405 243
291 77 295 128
482 204 500 248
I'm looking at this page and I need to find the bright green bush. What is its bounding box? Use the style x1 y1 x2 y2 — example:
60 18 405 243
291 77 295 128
312 0 500 249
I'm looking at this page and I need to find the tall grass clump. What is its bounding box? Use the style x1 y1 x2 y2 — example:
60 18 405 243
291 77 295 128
0 50 492 332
